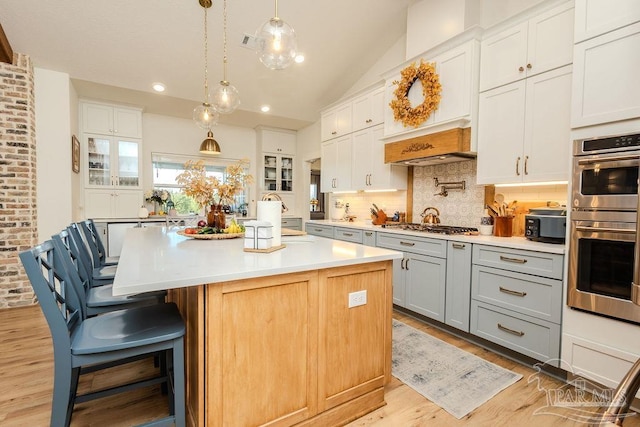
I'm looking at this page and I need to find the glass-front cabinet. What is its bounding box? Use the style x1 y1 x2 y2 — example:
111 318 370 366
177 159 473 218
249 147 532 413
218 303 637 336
263 154 294 192
86 134 141 188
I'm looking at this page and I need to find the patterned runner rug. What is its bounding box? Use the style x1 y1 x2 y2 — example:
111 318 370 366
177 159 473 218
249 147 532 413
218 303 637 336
392 319 523 419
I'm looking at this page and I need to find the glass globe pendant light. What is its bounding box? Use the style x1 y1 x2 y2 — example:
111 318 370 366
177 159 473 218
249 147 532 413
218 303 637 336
193 0 219 131
211 0 240 114
255 0 297 70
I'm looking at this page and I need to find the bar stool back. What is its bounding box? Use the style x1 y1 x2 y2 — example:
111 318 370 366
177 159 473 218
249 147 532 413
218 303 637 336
19 240 186 427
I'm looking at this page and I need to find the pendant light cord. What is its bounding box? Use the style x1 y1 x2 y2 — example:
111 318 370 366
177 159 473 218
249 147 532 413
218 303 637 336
222 0 228 82
203 4 210 102
274 0 279 18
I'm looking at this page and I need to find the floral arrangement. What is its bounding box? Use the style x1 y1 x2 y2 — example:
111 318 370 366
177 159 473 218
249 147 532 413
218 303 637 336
176 159 253 208
389 60 442 127
145 189 171 205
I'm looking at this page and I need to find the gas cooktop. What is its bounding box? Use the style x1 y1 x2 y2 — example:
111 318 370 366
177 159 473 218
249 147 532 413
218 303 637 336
381 223 479 235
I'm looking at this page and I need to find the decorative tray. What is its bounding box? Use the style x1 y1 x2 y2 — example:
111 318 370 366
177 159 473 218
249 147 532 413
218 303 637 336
177 230 244 240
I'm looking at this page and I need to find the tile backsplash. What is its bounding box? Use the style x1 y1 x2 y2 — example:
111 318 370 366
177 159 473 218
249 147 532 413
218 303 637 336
413 160 485 227
327 159 568 227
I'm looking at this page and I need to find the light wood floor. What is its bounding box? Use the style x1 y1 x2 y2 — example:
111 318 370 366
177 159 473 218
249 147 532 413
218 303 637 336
0 306 637 426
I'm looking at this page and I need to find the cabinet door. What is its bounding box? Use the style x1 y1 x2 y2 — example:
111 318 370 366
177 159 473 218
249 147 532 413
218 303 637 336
86 135 113 187
113 190 143 218
263 154 278 192
321 103 352 141
574 0 640 43
116 139 141 188
334 135 352 191
351 128 372 190
392 257 405 307
84 189 115 219
368 125 407 191
352 87 384 132
571 22 640 128
433 40 475 122
405 253 446 322
322 135 352 192
280 155 294 192
526 1 574 79
522 66 572 182
114 108 143 138
260 129 296 155
320 140 337 191
83 103 113 135
476 81 526 184
445 241 472 332
480 22 528 91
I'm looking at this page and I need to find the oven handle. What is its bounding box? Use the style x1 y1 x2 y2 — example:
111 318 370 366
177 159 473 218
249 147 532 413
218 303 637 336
578 154 640 165
575 226 636 234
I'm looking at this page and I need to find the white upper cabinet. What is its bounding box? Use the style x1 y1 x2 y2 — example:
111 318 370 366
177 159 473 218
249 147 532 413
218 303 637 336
574 0 640 43
351 125 407 191
351 86 384 132
477 65 572 184
479 1 574 92
321 102 352 142
571 21 640 128
82 102 143 138
321 135 352 192
259 127 296 155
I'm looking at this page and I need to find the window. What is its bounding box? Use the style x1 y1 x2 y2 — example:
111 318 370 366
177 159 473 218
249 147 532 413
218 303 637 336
151 153 250 214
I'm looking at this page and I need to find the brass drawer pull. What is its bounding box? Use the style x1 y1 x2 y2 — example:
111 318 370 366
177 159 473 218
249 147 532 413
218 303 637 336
365 232 373 236
452 243 465 249
499 286 527 297
400 241 415 247
498 323 525 337
499 255 527 264
314 228 324 233
343 233 353 237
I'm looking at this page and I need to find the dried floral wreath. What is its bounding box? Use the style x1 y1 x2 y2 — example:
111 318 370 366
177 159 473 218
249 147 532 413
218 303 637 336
389 60 442 127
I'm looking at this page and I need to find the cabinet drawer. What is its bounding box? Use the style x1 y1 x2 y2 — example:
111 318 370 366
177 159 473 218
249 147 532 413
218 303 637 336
376 232 447 258
362 230 376 247
472 265 562 324
470 301 560 365
472 245 563 279
281 217 302 230
305 223 334 238
334 227 363 244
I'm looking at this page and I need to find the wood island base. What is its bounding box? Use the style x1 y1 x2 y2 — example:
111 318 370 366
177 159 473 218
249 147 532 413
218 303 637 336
169 260 393 427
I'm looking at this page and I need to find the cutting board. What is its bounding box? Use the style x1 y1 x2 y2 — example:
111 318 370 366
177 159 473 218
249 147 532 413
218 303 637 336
511 201 549 237
281 228 307 236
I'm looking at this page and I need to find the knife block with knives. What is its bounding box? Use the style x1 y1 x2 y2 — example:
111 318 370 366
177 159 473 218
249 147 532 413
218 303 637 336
370 204 388 225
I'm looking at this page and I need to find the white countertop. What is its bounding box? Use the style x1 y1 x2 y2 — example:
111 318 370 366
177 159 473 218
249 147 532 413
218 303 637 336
307 220 566 255
112 226 402 296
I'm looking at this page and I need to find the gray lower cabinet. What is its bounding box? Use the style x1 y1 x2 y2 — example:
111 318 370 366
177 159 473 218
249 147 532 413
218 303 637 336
281 217 302 230
363 230 376 247
377 232 447 322
445 241 472 332
305 223 334 238
334 227 363 244
470 244 563 365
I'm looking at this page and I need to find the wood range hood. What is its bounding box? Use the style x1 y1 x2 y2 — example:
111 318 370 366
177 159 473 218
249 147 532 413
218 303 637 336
384 127 474 166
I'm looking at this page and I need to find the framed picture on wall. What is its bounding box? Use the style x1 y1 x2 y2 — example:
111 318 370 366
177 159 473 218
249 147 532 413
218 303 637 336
72 135 80 173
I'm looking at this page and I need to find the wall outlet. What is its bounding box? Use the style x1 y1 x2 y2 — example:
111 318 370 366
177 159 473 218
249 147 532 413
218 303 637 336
348 290 367 308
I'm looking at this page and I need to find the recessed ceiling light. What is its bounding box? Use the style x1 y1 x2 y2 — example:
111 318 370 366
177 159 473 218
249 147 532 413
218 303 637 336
152 82 166 92
260 105 270 113
294 54 305 64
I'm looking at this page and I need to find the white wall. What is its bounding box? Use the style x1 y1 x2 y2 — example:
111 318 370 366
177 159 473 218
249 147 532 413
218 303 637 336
142 114 259 216
406 0 468 58
69 82 80 220
479 0 546 28
34 68 73 242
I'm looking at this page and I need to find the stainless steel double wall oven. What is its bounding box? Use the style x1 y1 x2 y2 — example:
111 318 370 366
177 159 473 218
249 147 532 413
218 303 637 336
569 132 640 324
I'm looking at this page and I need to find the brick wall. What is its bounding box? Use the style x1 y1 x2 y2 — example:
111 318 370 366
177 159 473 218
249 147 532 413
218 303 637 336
0 53 37 308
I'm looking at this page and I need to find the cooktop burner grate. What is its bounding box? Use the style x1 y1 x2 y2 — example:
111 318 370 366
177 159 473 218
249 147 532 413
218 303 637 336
382 223 479 235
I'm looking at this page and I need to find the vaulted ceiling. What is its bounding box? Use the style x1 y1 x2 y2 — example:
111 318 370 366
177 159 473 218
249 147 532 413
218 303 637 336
0 0 413 130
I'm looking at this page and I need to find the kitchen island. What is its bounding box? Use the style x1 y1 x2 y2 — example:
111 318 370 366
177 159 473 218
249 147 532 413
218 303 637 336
112 226 402 427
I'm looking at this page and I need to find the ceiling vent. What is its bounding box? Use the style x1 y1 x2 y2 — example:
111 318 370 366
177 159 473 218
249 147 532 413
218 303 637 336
240 33 256 50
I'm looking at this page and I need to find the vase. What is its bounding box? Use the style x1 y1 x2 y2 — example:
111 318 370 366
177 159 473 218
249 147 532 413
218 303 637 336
207 204 226 229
